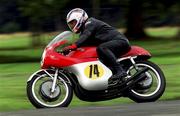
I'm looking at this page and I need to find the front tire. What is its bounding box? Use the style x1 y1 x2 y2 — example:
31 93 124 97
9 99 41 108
27 70 73 108
127 60 166 103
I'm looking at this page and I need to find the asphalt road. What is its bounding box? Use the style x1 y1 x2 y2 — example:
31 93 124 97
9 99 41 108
1 100 180 116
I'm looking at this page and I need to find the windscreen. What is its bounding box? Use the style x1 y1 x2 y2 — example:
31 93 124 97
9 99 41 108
47 31 79 51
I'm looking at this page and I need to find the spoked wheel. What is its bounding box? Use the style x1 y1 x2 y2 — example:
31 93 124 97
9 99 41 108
27 69 73 108
127 61 166 103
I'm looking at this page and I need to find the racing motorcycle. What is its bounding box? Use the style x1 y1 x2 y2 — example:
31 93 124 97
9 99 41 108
27 31 166 108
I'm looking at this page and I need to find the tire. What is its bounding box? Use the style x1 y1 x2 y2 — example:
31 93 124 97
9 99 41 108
127 60 166 103
27 70 73 108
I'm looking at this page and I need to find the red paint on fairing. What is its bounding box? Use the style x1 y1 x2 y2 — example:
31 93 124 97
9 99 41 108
41 41 151 69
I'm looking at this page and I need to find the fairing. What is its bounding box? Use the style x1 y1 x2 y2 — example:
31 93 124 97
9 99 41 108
66 61 112 90
39 30 152 91
41 31 151 69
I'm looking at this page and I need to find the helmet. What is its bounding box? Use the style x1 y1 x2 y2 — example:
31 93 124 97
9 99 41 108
66 8 88 33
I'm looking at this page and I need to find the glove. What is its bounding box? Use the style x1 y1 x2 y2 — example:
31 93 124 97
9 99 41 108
62 44 77 54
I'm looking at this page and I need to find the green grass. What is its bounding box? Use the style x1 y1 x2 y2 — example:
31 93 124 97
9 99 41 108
0 63 39 111
0 49 42 58
0 32 56 49
145 27 179 38
1 57 180 112
0 27 180 111
0 33 31 48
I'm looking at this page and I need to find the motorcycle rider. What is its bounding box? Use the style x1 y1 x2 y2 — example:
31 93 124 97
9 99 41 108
63 8 131 83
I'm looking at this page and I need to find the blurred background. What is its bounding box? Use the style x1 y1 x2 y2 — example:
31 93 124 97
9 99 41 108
0 0 180 112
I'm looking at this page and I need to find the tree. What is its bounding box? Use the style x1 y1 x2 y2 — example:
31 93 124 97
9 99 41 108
92 0 100 18
0 0 22 33
18 0 69 47
173 3 180 38
15 0 180 41
124 0 146 39
113 0 178 39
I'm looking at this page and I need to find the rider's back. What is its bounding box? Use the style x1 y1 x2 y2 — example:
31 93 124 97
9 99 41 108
76 17 128 46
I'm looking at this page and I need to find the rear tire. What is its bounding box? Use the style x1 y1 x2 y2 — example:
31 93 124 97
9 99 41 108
127 60 166 103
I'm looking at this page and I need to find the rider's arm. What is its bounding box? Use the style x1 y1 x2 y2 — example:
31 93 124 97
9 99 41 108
75 20 96 47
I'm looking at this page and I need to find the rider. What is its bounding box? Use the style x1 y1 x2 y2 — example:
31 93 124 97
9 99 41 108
63 8 131 83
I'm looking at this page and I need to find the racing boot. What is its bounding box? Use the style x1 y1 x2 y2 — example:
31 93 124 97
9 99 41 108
108 65 127 85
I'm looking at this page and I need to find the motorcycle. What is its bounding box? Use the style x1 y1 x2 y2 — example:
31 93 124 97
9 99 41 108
27 31 166 108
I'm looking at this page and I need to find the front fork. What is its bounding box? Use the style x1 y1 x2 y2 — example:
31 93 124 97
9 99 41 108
51 69 58 93
44 69 59 93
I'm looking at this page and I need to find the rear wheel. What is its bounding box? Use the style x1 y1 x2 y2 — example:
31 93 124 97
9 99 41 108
27 70 73 108
127 60 166 102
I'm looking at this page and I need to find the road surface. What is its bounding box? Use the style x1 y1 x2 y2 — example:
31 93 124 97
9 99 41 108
1 100 180 116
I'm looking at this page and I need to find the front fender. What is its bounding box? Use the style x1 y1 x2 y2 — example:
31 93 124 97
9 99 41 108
27 69 46 82
27 69 72 86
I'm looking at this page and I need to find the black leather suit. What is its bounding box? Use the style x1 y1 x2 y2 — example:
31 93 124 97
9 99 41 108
75 17 131 74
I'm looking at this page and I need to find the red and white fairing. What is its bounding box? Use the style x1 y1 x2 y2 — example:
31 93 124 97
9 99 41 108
66 61 112 90
40 31 151 90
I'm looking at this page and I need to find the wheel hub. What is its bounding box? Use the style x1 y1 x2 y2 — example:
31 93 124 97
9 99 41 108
40 80 61 102
134 72 153 93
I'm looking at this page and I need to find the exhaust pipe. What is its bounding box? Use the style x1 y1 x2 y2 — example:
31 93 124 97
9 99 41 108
121 67 149 91
109 67 149 91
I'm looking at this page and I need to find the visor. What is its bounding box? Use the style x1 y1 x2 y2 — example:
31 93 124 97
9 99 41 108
68 20 77 30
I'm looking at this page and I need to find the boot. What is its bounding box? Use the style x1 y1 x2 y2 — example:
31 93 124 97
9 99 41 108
109 65 127 84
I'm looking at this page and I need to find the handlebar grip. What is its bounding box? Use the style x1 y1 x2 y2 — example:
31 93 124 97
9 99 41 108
60 49 72 55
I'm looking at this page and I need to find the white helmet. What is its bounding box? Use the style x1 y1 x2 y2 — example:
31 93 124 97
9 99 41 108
66 8 88 33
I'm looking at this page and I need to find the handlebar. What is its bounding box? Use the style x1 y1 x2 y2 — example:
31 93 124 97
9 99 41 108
58 48 84 56
59 49 73 55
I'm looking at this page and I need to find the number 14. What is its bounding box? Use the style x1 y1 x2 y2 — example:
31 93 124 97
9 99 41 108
89 64 100 78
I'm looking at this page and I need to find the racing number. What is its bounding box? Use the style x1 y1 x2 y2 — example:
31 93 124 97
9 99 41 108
84 64 104 79
89 64 100 78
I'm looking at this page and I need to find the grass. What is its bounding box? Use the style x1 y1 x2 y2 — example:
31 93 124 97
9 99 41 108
145 27 179 38
0 63 38 111
0 27 180 111
1 58 180 112
0 32 57 49
0 33 31 48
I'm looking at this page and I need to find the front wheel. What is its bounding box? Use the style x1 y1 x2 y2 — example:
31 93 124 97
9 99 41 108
27 69 73 108
127 60 166 103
